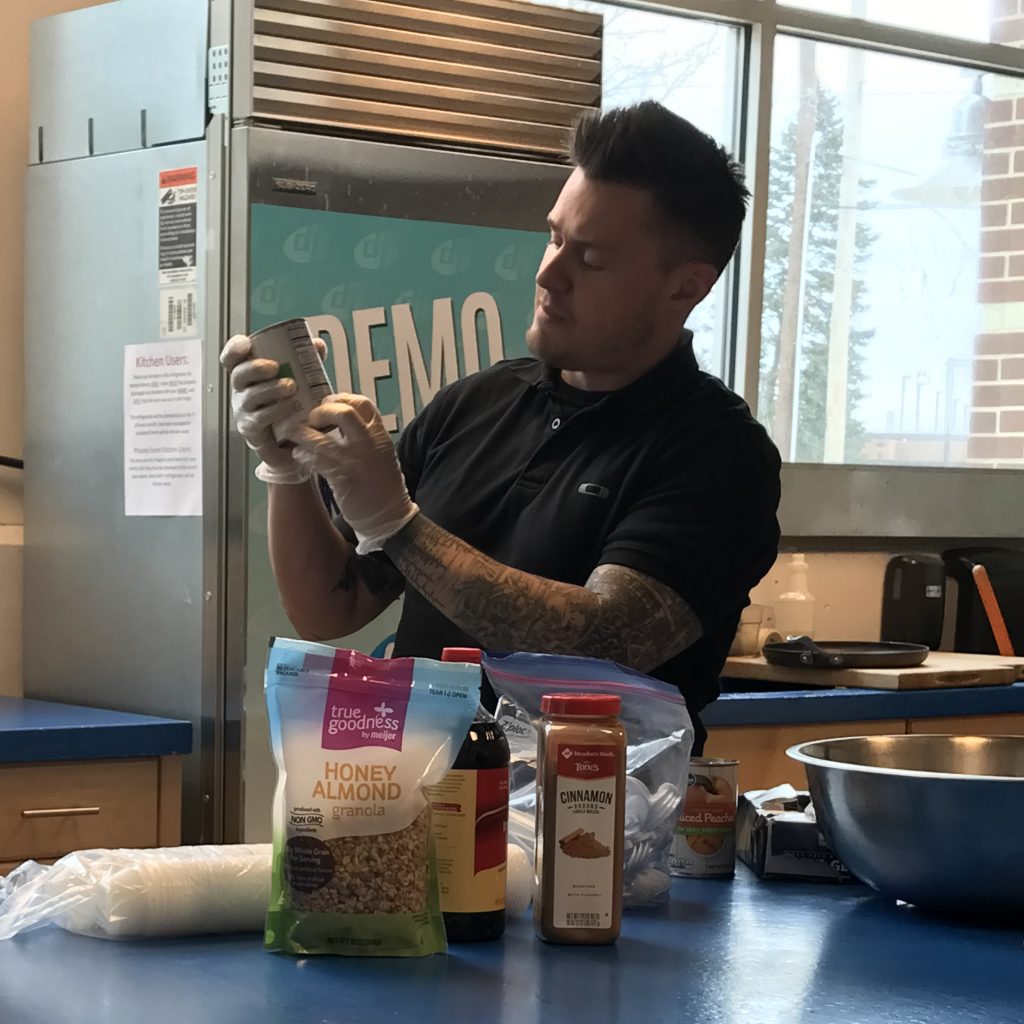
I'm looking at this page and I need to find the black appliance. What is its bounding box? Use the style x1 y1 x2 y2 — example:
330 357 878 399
880 554 946 650
881 548 1024 654
942 546 1024 656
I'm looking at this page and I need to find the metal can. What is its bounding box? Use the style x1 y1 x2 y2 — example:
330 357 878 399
248 318 333 442
669 757 738 878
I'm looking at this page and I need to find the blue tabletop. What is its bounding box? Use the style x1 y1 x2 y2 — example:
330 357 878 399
0 869 1020 1024
0 698 192 764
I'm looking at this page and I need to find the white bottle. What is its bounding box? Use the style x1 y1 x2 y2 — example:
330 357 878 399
775 553 816 639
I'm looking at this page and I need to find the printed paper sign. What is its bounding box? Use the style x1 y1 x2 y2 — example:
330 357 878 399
123 339 203 516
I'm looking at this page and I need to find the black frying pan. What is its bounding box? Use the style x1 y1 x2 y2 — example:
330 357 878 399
763 636 929 670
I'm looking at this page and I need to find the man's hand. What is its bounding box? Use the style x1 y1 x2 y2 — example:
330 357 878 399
285 393 419 554
219 334 327 486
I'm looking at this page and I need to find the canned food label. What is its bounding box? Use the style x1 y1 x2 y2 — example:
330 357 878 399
249 320 333 440
670 768 737 877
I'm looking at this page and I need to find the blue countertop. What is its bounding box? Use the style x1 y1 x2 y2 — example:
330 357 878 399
0 698 192 764
706 680 1024 727
0 868 1020 1024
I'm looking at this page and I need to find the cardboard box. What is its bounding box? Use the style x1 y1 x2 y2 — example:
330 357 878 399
736 786 858 883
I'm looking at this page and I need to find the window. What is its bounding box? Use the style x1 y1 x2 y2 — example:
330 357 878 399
759 38 1024 467
534 0 1024 525
553 0 742 377
781 1 990 44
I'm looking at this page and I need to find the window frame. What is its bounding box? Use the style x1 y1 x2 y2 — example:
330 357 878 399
656 0 1024 538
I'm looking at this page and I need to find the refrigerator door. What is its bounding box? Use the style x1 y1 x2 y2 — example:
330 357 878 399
23 141 217 842
229 126 568 839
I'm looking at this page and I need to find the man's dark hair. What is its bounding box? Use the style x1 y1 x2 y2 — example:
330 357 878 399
570 100 749 272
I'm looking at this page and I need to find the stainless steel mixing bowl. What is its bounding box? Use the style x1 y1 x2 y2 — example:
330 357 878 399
787 734 1024 917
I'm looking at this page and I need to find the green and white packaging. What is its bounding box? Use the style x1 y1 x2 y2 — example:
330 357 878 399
264 638 479 956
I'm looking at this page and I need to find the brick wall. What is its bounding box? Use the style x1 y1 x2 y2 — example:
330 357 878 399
973 0 1024 462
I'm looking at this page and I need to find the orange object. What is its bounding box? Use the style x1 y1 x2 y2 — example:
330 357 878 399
971 563 1015 657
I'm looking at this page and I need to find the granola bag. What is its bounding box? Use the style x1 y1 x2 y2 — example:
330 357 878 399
264 639 479 956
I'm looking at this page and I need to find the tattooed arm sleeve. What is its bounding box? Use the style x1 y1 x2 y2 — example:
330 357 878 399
384 514 703 672
267 479 405 643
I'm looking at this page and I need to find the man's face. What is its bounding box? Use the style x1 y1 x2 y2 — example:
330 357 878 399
526 168 704 379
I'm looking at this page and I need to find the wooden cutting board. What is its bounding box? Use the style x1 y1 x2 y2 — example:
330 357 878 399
722 651 1024 690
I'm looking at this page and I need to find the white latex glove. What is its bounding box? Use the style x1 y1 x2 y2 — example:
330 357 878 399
219 333 327 485
284 393 419 554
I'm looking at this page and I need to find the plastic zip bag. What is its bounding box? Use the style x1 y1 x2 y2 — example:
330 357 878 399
264 639 479 956
0 845 271 940
484 652 693 908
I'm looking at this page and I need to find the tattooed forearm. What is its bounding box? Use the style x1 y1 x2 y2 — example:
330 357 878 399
331 558 358 593
580 564 703 668
385 514 702 671
331 552 405 601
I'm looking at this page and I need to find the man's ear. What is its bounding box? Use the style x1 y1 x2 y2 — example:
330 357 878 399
670 261 720 308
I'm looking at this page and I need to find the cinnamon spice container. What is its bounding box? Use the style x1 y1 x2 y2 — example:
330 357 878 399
534 694 626 944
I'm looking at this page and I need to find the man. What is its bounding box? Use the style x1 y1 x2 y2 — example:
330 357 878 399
222 101 781 752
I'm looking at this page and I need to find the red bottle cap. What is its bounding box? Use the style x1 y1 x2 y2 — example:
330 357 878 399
441 647 483 664
540 693 621 716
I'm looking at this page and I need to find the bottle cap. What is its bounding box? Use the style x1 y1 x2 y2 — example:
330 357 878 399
441 647 483 664
540 693 621 716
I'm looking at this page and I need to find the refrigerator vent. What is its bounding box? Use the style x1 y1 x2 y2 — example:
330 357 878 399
248 0 602 155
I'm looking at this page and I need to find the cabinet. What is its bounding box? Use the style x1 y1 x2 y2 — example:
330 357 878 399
705 711 1024 794
703 720 905 794
0 756 181 875
907 713 1024 736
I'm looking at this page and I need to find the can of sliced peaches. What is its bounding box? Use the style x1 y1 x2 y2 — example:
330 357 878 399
248 318 332 443
669 758 738 878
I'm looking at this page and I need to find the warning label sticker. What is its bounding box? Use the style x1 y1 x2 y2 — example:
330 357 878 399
159 166 198 287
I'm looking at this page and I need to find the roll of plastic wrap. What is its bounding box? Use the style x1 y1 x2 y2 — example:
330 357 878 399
0 845 271 941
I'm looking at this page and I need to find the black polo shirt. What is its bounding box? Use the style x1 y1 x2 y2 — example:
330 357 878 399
388 337 781 725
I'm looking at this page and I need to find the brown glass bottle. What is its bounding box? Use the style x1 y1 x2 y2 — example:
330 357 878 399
534 694 626 945
427 648 510 943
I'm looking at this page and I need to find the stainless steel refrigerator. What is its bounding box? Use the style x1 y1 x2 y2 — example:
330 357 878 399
22 0 598 841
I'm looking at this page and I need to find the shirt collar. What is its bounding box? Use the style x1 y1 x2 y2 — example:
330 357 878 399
520 328 700 409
